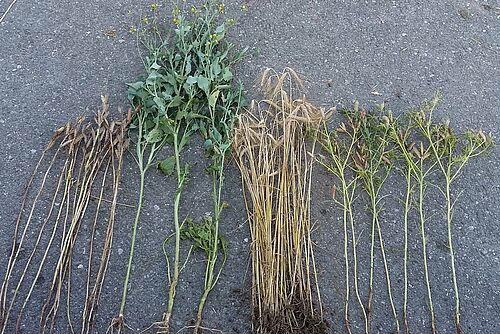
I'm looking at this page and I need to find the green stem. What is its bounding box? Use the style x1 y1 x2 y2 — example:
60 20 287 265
367 186 376 329
347 186 368 334
119 170 146 318
375 216 400 333
164 131 183 328
403 167 411 334
418 168 436 334
341 178 352 334
195 154 226 332
446 180 461 332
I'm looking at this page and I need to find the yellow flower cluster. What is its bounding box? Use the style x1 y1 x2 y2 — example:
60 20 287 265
218 3 225 14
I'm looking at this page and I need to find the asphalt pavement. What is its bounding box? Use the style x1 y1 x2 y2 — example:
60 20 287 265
1 1 499 333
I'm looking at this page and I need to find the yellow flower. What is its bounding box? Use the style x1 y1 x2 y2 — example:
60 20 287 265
151 3 159 12
143 16 150 25
218 3 225 14
191 5 198 14
241 3 248 12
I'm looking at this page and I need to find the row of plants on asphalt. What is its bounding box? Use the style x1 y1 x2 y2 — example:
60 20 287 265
315 96 493 334
0 1 495 334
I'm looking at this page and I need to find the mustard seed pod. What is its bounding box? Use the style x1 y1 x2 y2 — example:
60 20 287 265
331 184 337 200
412 145 421 158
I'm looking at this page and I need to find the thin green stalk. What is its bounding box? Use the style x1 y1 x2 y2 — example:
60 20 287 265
162 131 183 332
402 167 412 334
341 177 352 334
111 112 164 332
375 214 400 333
417 162 436 334
118 170 145 320
193 161 225 333
347 183 369 334
367 184 376 325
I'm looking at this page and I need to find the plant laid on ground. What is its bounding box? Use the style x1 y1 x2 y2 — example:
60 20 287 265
108 63 175 333
116 2 246 333
347 106 400 333
0 121 73 334
189 81 244 334
389 113 438 334
0 97 130 334
80 99 131 334
316 102 367 334
411 96 494 334
234 68 329 334
384 111 413 334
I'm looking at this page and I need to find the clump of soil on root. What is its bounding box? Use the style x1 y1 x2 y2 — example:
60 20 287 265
258 297 329 334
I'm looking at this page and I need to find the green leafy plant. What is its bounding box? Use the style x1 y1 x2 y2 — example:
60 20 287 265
317 102 367 334
348 106 400 333
115 2 245 333
412 96 494 334
109 66 173 332
390 113 438 334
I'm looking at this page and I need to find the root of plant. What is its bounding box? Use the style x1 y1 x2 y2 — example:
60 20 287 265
234 68 330 334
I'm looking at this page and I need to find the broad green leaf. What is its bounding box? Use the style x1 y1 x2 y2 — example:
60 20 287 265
184 56 192 76
179 134 190 151
197 76 210 94
150 62 161 70
215 23 225 34
153 96 166 113
222 68 233 81
211 127 222 143
211 62 221 77
127 81 144 91
169 95 183 107
204 139 213 151
145 128 163 143
186 76 197 85
158 156 176 176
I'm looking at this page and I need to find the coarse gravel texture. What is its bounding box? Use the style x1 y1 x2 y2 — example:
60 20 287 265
1 0 499 333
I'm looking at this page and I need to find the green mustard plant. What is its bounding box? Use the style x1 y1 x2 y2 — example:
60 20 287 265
123 2 245 333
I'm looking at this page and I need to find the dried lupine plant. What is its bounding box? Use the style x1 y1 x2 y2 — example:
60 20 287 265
0 97 130 334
